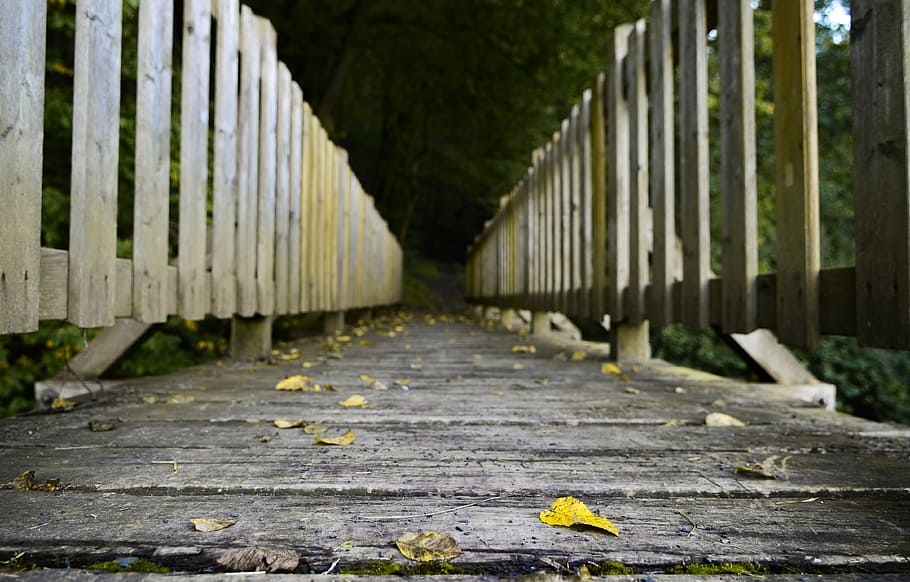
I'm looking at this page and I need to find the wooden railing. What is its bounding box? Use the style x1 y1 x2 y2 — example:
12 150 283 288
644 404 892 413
467 0 910 354
0 0 402 337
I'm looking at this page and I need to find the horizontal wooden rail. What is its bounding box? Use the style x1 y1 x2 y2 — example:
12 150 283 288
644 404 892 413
467 0 910 352
0 0 402 336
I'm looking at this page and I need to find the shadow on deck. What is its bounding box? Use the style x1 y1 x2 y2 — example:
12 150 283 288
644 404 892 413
1 312 909 578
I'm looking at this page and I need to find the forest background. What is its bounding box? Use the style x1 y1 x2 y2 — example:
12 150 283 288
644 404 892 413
3 0 908 425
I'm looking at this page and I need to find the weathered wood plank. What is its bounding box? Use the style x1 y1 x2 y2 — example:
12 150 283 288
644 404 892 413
773 0 820 348
0 0 46 334
288 83 304 314
678 0 710 330
569 108 582 315
628 20 649 325
299 102 314 312
578 91 593 317
211 0 240 319
336 150 350 310
719 0 758 334
178 0 212 320
649 0 675 327
606 25 632 321
852 0 910 349
590 74 607 320
236 6 260 317
274 62 292 315
68 0 122 328
256 18 278 316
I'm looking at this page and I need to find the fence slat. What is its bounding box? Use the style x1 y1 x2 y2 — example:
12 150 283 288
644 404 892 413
649 0 675 326
299 102 313 312
579 90 593 317
68 0 122 328
772 0 820 347
178 0 211 320
590 74 607 320
336 149 350 310
719 0 758 334
606 24 632 321
211 0 239 318
628 20 649 325
852 0 910 348
274 62 292 315
256 18 278 316
569 107 583 315
236 6 260 317
678 0 710 330
0 1 46 333
288 83 303 313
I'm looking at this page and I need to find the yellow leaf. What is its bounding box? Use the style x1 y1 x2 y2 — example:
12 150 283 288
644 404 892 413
705 412 746 427
6 470 35 491
303 424 329 434
371 380 389 391
393 378 410 387
602 363 621 375
315 429 355 446
663 419 686 426
51 396 79 410
302 361 318 368
275 375 314 391
624 386 640 395
535 378 549 385
511 344 536 353
335 335 352 343
189 518 237 532
360 339 373 346
165 394 194 404
539 496 619 536
339 395 367 407
570 351 587 361
395 531 462 562
274 419 303 429
359 374 375 383
513 363 523 369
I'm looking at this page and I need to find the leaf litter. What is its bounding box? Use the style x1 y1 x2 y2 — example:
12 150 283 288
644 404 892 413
189 518 236 532
395 531 462 562
539 496 619 536
314 429 355 446
338 394 368 407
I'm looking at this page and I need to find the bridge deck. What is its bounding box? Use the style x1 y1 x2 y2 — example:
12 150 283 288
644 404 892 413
1 313 909 578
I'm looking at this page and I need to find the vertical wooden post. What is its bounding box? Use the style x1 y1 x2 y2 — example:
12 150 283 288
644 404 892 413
579 90 594 318
178 0 211 320
591 73 608 321
274 63 292 315
337 150 350 310
679 0 710 330
606 24 632 322
231 315 271 360
211 0 239 319
720 0 758 334
237 6 260 317
69 0 122 328
0 1 46 333
570 105 584 315
628 20 649 325
544 142 556 307
299 102 313 313
288 83 303 313
773 0 820 347
256 18 278 316
649 0 675 327
852 0 910 348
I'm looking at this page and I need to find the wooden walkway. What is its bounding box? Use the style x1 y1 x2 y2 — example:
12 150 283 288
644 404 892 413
1 313 909 579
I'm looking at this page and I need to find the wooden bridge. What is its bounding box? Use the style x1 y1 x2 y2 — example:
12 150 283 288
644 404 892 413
1 0 910 578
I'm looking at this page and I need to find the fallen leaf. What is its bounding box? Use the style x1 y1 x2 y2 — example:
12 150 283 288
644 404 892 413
335 335 352 343
315 429 355 446
275 375 314 391
217 547 299 573
303 424 329 434
339 395 368 407
624 386 640 395
190 518 237 532
6 470 35 491
705 412 746 427
601 363 621 376
51 396 79 410
395 531 462 562
393 378 410 387
735 455 790 479
711 399 728 408
360 339 374 346
370 380 389 390
302 361 318 368
535 378 549 385
165 394 194 404
663 419 687 426
511 345 537 353
141 395 160 404
335 540 355 551
88 420 115 432
310 383 337 392
410 363 423 370
359 374 375 383
258 434 272 443
274 419 304 429
539 496 619 536
36 479 62 492
513 363 524 369
570 351 587 361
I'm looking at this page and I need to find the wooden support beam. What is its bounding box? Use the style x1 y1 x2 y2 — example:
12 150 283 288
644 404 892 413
237 6 260 317
256 18 278 316
773 0 820 348
851 0 910 348
590 74 608 321
628 20 649 325
231 315 272 360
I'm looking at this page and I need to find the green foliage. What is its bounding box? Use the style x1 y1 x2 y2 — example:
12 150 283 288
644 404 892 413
87 559 168 574
651 325 750 380
666 562 769 576
585 561 634 576
106 317 228 378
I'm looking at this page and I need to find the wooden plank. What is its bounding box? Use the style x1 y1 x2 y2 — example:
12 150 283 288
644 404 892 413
0 1 46 334
628 20 649 325
68 0 122 328
236 6 260 317
773 0 820 348
559 120 572 313
606 25 632 321
578 90 593 317
347 177 361 308
590 74 607 320
256 18 278 316
288 83 303 314
649 0 675 326
719 0 758 334
211 0 239 319
569 106 583 315
336 149 350 310
274 62 292 315
299 102 313 313
679 0 710 330
177 0 211 321
852 0 910 348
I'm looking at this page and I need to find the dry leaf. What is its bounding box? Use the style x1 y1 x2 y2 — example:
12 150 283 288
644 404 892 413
735 455 790 479
141 395 160 404
165 394 194 404
302 361 318 368
359 374 375 383
303 424 329 435
36 479 62 491
535 378 549 385
624 386 640 395
274 419 304 429
539 496 619 536
6 470 35 491
314 429 355 446
663 419 686 426
395 531 462 562
705 412 746 427
393 378 410 387
51 396 79 410
601 362 621 375
570 351 587 361
513 363 524 369
335 335 352 343
370 380 389 391
275 375 314 391
410 363 423 370
88 420 115 432
511 345 536 353
217 546 299 573
190 518 237 532
360 339 374 346
339 395 368 407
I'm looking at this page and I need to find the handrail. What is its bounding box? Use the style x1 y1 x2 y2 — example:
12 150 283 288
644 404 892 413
467 0 910 351
0 0 402 336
